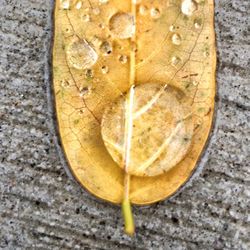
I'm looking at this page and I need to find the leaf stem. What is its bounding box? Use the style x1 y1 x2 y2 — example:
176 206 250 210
121 0 137 236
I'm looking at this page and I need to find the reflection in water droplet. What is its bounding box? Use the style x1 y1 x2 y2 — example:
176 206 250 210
171 56 181 66
66 39 98 70
101 65 109 74
84 69 94 79
60 0 70 9
81 14 90 22
171 33 182 45
150 8 161 19
119 55 128 64
100 41 113 55
181 0 198 16
109 12 135 39
75 1 82 9
139 5 148 15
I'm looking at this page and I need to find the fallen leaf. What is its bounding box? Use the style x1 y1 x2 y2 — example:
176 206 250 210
52 0 216 235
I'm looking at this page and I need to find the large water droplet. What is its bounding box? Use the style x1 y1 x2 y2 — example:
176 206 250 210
66 39 98 70
171 33 182 45
181 0 198 16
109 12 135 39
100 41 113 55
150 8 161 19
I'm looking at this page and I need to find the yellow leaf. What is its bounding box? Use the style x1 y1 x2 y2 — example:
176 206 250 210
53 0 216 234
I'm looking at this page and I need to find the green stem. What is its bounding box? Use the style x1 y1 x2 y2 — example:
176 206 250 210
122 197 135 236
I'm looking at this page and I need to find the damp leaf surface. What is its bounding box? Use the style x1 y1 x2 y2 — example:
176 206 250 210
53 0 216 205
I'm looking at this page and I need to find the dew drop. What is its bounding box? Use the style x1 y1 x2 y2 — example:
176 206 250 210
84 69 94 79
203 51 209 57
60 0 70 9
92 7 101 15
132 0 141 4
192 80 199 86
79 86 91 97
75 1 82 9
66 39 98 70
139 5 148 16
194 19 202 29
81 14 90 22
60 79 70 88
101 65 109 74
169 25 176 32
171 33 182 45
100 41 113 55
181 0 198 16
150 8 161 19
171 56 181 66
99 0 109 4
109 12 135 39
119 55 128 64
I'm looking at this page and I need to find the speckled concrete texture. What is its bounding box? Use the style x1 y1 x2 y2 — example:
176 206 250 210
0 1 249 249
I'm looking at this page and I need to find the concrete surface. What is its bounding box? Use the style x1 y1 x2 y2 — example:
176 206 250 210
0 0 249 249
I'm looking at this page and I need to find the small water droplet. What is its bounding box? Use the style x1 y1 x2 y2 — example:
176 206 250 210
84 69 94 79
92 7 101 15
60 0 70 9
169 25 176 32
119 55 128 64
79 86 91 97
99 0 109 4
66 38 98 70
194 19 202 29
99 23 105 29
203 51 209 57
181 0 198 16
150 8 161 19
171 56 181 66
81 14 90 22
109 12 135 39
60 80 70 88
139 5 148 15
100 41 113 55
132 0 141 4
101 65 109 74
171 33 182 45
75 1 82 9
91 36 102 47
